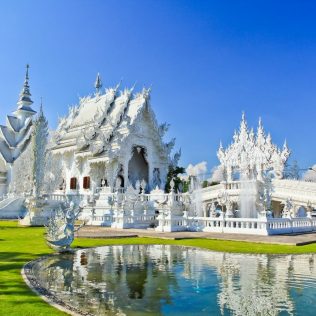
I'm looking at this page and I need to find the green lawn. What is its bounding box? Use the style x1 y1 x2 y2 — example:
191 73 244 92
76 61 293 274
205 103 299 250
1 220 316 316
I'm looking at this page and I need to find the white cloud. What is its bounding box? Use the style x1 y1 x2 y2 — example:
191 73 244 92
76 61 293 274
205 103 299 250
209 165 225 183
302 164 316 182
185 161 207 178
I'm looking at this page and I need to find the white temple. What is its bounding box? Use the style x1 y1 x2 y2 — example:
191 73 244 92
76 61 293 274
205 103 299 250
50 74 177 194
0 66 316 235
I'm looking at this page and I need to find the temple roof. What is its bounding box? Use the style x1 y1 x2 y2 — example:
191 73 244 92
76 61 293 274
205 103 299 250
51 74 176 164
6 115 20 132
52 82 156 153
217 113 290 174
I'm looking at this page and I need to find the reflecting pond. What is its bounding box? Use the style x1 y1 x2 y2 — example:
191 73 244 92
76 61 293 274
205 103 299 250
31 245 316 315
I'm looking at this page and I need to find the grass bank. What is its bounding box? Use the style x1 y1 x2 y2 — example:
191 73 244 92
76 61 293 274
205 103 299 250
1 220 316 315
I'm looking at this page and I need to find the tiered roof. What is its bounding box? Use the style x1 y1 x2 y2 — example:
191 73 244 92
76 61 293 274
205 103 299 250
0 65 36 164
51 74 174 163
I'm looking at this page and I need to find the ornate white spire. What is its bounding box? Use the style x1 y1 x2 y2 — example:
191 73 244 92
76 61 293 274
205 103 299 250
217 114 291 180
219 140 223 149
142 85 151 101
239 112 248 141
18 64 33 108
94 73 102 93
283 139 288 149
130 81 137 93
39 97 44 118
256 117 266 146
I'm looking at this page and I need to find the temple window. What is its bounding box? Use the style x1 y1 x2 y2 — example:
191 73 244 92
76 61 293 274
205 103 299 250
70 177 77 190
83 176 90 189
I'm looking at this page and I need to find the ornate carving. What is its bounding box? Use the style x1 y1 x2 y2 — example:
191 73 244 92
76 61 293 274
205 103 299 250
46 200 84 252
217 114 290 181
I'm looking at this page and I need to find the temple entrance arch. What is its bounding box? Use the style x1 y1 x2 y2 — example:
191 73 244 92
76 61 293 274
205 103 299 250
116 175 125 188
128 146 149 189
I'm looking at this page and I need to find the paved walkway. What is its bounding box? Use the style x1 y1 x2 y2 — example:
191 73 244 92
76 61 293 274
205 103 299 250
75 226 316 246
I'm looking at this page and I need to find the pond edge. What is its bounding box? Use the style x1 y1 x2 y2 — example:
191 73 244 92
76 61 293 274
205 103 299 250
21 255 93 316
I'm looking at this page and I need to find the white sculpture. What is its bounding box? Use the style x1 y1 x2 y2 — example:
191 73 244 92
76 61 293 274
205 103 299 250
282 198 294 219
46 201 84 252
217 113 290 181
257 172 273 217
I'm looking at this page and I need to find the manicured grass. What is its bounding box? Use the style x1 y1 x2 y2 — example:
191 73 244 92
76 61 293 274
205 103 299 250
1 220 316 315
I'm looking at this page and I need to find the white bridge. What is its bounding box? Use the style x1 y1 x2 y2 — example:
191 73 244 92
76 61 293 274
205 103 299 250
200 179 316 215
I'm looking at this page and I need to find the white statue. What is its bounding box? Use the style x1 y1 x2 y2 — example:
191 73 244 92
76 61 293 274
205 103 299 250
46 201 84 252
282 198 294 219
152 168 161 189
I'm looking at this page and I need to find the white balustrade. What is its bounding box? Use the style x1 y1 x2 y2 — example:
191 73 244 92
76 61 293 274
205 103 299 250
40 188 316 235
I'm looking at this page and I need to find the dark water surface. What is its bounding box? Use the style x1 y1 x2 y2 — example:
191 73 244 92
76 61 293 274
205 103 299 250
32 245 316 315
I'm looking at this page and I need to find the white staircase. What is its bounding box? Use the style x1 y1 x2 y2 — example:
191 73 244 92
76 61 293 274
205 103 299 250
0 195 26 218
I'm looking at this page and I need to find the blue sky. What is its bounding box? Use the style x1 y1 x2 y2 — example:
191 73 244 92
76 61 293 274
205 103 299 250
0 0 315 171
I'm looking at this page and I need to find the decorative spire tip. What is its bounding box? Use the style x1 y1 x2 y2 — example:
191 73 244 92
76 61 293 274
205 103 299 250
95 73 102 93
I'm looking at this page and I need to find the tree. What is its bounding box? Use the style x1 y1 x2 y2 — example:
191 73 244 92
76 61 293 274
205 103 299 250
164 165 185 193
286 160 300 180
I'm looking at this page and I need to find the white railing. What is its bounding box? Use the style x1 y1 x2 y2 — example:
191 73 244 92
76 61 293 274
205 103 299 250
90 215 114 226
111 213 156 229
156 215 316 235
44 194 67 202
266 217 316 234
189 217 268 235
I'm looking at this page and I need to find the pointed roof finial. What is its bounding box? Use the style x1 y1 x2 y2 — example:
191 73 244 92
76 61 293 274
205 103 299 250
25 64 30 80
17 64 34 109
283 139 288 149
95 73 102 93
131 81 137 92
240 111 248 131
39 97 44 117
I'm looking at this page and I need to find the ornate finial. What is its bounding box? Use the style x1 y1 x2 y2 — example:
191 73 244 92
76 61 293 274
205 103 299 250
94 73 102 93
283 139 288 149
26 64 30 80
130 81 137 93
39 97 44 117
18 64 33 107
114 79 122 92
240 111 248 131
142 85 151 100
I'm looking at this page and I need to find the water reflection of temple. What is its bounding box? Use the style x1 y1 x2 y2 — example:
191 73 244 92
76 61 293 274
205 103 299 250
178 249 316 316
34 246 316 316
